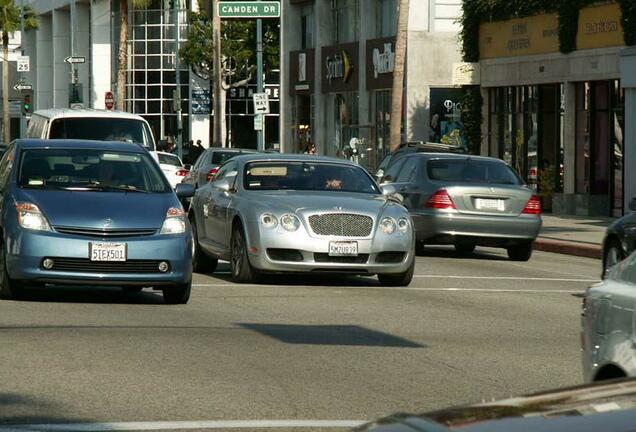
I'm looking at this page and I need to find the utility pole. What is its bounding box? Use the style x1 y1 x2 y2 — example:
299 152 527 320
69 0 80 107
19 0 25 137
212 0 223 147
256 2 264 151
173 0 183 158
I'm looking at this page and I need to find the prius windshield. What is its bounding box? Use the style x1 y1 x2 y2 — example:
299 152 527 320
244 161 380 193
48 118 156 151
18 148 171 193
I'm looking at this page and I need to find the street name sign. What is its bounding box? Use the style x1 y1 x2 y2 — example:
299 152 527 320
13 83 32 91
218 1 280 18
17 56 30 72
252 92 270 114
65 56 86 64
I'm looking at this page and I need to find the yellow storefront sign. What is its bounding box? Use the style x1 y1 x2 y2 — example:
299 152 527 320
576 2 624 50
479 13 559 59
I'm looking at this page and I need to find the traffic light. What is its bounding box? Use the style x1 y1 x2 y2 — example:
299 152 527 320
22 90 33 115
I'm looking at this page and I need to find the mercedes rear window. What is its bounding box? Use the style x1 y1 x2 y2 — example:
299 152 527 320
427 159 522 185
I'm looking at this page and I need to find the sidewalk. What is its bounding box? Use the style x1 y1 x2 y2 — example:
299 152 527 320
534 215 614 259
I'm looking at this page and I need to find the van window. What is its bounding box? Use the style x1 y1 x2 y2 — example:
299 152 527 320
26 115 45 138
48 118 156 151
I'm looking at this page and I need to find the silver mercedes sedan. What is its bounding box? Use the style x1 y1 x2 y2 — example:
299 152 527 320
188 154 415 285
380 153 542 261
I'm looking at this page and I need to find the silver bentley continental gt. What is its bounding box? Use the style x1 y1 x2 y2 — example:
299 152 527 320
189 154 415 286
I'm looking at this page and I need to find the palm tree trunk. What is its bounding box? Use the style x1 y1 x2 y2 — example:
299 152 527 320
117 0 129 111
3 31 10 143
389 0 409 152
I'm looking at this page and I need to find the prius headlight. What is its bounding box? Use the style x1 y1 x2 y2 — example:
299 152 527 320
280 214 301 232
16 202 51 232
160 207 186 234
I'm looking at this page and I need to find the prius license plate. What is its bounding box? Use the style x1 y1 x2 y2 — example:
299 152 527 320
475 198 505 211
329 241 358 257
90 242 127 261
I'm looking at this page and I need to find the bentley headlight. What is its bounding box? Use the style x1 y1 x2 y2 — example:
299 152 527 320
379 217 396 235
397 217 409 233
280 214 300 232
260 213 278 229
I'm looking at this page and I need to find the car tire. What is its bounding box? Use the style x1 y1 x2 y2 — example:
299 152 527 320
191 218 218 274
507 242 533 262
162 281 191 304
0 244 22 300
230 224 260 283
455 243 476 256
378 259 415 287
603 238 625 277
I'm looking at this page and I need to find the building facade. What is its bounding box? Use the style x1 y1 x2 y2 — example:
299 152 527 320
477 2 630 217
281 0 463 171
20 0 280 149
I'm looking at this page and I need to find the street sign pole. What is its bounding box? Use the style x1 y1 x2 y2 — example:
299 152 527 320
256 3 264 151
19 0 26 137
173 0 183 159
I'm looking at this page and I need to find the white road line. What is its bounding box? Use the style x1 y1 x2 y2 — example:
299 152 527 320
413 275 598 282
0 420 366 431
193 283 581 293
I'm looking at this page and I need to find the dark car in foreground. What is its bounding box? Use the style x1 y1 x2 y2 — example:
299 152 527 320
602 198 636 277
357 378 636 431
381 153 542 261
0 139 195 304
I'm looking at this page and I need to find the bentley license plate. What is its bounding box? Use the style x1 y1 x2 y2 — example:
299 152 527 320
328 241 358 257
90 242 127 262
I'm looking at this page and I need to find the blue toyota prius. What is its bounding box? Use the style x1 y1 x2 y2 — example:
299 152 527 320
0 139 194 304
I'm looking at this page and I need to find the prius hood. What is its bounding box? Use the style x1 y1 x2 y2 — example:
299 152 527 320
16 188 178 229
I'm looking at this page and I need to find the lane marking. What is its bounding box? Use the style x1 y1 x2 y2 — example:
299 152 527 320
193 283 581 294
413 275 598 282
0 420 366 431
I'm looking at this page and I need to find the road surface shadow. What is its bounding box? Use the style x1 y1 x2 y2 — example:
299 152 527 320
238 323 425 348
417 246 509 261
13 285 166 305
0 392 91 426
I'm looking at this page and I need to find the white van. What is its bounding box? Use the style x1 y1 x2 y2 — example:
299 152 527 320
27 109 157 157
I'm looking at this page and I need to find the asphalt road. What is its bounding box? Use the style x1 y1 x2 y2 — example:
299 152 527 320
0 247 600 431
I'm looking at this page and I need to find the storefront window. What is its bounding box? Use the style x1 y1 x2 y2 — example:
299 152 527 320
429 88 468 151
372 90 391 169
377 0 397 38
575 83 591 194
612 80 624 217
328 92 360 159
333 0 359 44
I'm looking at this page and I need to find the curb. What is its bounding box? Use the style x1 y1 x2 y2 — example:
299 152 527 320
534 238 601 260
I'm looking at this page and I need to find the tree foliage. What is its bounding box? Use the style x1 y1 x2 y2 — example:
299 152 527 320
180 1 280 84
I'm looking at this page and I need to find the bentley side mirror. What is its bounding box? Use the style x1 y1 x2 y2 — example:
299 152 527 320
213 179 232 193
381 184 404 204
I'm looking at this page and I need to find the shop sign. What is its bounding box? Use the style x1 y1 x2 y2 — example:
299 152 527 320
321 43 359 94
479 13 559 59
228 85 279 100
326 51 353 83
191 88 210 115
576 3 624 50
289 49 314 95
366 38 395 90
452 62 480 86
